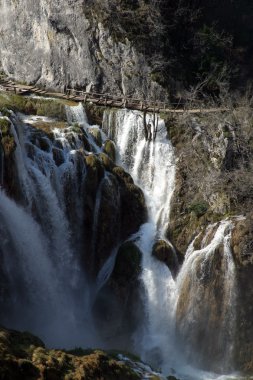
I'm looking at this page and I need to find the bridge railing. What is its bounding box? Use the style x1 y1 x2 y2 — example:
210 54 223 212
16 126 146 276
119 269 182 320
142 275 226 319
65 88 172 110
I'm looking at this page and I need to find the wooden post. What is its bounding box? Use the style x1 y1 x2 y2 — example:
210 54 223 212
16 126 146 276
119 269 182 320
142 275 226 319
143 110 148 141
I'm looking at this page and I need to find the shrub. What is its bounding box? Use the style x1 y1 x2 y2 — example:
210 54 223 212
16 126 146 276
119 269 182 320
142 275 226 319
188 201 209 217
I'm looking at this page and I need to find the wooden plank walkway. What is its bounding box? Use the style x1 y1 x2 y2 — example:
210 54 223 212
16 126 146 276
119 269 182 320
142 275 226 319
0 76 229 114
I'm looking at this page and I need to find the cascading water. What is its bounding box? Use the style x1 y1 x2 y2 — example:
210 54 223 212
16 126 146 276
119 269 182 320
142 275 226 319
103 109 178 369
0 107 101 348
176 220 237 373
103 109 239 379
0 101 241 379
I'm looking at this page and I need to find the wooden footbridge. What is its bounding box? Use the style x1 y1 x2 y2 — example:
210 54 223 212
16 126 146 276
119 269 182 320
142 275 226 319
0 75 229 114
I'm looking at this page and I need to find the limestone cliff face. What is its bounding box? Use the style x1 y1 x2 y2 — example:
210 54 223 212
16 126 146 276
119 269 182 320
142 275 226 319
0 0 165 99
167 108 253 372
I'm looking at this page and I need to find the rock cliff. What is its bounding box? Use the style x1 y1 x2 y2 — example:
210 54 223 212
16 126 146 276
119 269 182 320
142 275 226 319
0 0 166 99
166 107 253 372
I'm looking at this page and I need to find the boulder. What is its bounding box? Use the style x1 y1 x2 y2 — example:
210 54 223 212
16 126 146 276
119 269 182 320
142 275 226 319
152 239 181 278
93 241 143 346
89 127 102 147
0 327 139 380
112 165 147 239
103 139 116 162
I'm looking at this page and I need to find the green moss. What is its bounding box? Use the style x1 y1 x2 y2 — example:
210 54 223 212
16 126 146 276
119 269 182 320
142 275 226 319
89 127 102 147
0 93 67 120
0 327 141 380
32 121 66 138
71 123 82 133
112 165 134 185
0 118 11 135
0 117 16 156
99 152 115 171
188 201 209 218
85 154 105 191
103 139 116 162
85 103 106 125
0 108 11 117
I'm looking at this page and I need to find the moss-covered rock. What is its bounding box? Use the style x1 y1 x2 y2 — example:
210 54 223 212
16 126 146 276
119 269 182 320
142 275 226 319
0 116 18 197
103 139 116 162
93 241 143 347
89 127 102 147
0 327 140 380
0 118 16 157
93 173 121 273
112 241 142 285
112 166 134 185
52 147 65 167
85 154 105 192
98 152 115 171
112 166 147 239
85 103 105 126
0 93 68 120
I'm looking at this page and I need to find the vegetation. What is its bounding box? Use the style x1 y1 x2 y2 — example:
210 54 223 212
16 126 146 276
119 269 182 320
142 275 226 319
0 93 69 120
84 0 253 98
188 201 209 218
0 117 16 156
0 327 140 380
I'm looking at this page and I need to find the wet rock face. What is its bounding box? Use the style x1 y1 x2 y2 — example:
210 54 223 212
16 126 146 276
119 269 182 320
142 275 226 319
168 111 253 257
1 112 147 281
152 239 182 279
112 166 147 239
231 217 253 372
103 139 116 162
0 117 18 198
93 241 143 347
0 0 166 99
83 156 147 275
175 222 236 373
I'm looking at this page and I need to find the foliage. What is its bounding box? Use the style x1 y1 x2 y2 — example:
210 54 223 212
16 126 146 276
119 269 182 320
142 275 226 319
0 93 67 120
188 201 209 218
0 327 141 380
84 0 253 96
0 117 16 156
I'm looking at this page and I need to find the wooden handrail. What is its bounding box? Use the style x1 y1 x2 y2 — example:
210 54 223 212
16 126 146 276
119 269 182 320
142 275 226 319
0 77 230 115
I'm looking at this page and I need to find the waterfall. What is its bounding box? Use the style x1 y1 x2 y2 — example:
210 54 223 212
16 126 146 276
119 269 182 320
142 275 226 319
103 109 238 378
0 105 100 348
65 102 89 127
176 220 236 372
0 101 239 379
103 109 175 231
103 109 178 369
